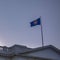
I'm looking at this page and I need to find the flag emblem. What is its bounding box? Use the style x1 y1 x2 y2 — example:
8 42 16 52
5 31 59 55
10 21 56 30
30 18 41 27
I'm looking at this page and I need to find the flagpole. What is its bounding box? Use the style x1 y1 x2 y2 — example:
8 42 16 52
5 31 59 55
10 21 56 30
40 16 44 47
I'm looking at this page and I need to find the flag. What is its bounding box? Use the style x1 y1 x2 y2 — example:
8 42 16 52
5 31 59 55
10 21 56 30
30 18 41 27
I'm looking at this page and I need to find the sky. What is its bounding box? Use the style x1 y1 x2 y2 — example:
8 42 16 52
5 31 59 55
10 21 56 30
0 0 60 49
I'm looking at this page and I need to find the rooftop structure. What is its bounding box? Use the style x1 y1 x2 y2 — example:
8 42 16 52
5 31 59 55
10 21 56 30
0 44 60 60
0 44 32 55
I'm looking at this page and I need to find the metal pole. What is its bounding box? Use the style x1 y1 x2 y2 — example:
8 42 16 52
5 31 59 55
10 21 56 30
40 16 44 47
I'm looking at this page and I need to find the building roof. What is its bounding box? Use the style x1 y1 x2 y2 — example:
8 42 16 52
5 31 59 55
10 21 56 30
0 44 60 58
8 44 32 54
19 45 60 55
0 44 32 55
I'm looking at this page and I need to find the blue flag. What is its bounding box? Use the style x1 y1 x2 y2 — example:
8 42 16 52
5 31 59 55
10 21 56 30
30 18 41 27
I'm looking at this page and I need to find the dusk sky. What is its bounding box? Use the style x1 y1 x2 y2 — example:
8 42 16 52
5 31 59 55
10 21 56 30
0 0 60 49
